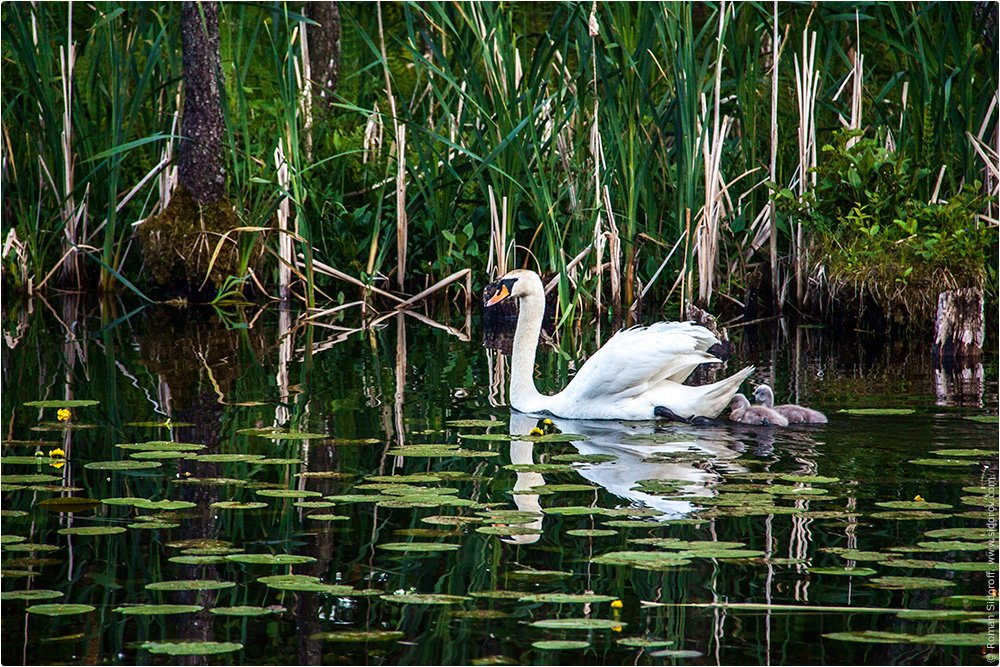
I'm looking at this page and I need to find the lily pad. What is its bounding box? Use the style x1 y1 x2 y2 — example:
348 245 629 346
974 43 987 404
37 497 102 512
566 529 618 537
254 489 323 498
310 631 405 642
1 589 63 601
550 454 618 463
142 641 242 655
168 556 228 565
23 400 99 408
869 511 951 520
924 527 992 540
592 551 692 569
118 441 204 451
26 603 95 616
306 514 350 521
380 593 470 605
210 606 284 616
225 554 317 565
57 526 127 537
932 448 997 457
521 483 601 494
257 575 333 591
3 543 60 552
115 604 203 615
477 510 542 524
376 542 461 552
507 570 572 581
192 454 265 463
915 540 988 552
84 460 161 471
518 593 618 603
617 637 675 648
476 526 543 536
875 501 953 510
388 446 499 458
530 618 624 630
146 580 236 591
808 567 878 576
422 515 485 526
129 451 195 460
898 609 991 620
532 640 590 650
778 475 840 483
456 433 512 441
908 459 978 467
868 576 955 590
935 562 997 572
650 650 703 659
964 414 999 423
446 419 506 428
211 501 269 510
2 474 62 484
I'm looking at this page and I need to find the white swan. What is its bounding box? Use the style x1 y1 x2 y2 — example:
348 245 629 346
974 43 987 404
728 394 789 426
485 269 754 420
752 384 828 424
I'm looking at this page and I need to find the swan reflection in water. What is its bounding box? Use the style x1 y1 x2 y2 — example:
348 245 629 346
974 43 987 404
492 412 756 544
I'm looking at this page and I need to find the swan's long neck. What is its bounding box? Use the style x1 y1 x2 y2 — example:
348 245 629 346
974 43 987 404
509 291 547 412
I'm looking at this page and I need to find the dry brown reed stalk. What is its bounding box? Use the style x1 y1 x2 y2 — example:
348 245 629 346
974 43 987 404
793 28 819 307
487 185 511 278
769 0 781 307
57 4 79 286
968 92 1000 225
376 1 406 290
274 139 293 300
296 23 314 162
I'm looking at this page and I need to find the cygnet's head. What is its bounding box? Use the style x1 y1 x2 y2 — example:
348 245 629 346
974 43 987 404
729 394 750 410
752 384 775 405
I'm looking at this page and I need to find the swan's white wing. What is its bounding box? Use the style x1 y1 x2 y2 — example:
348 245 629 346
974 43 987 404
557 322 722 403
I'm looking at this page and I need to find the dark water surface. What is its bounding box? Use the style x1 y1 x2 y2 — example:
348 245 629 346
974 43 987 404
2 299 997 666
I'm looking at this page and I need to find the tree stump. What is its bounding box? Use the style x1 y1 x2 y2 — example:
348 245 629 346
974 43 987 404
931 289 984 361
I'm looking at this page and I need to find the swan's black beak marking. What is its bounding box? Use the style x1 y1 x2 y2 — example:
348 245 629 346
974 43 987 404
485 278 516 307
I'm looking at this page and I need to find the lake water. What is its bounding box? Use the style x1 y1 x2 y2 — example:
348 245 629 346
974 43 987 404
1 299 997 665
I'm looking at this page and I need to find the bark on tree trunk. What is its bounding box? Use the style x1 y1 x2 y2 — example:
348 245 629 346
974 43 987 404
179 1 226 205
932 288 984 360
305 1 341 112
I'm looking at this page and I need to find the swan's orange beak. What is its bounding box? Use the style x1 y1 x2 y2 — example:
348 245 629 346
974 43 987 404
486 284 510 307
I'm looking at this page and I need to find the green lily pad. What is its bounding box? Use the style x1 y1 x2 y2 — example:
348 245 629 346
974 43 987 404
455 433 511 441
964 415 999 423
388 446 499 458
898 609 991 620
376 542 460 552
566 529 618 537
601 520 660 529
142 641 242 655
210 501 269 510
2 474 62 484
823 549 893 562
3 543 60 552
883 559 943 569
518 594 619 603
932 448 997 457
808 567 878 576
446 419 506 428
257 575 333 592
210 606 284 616
422 515 485 526
84 460 161 471
309 631 405 642
452 609 510 619
115 604 203 615
630 539 746 550
1 589 63 601
875 501 953 510
129 451 195 460
145 580 236 591
869 511 951 520
295 471 356 479
520 483 601 494
305 514 350 521
324 494 379 503
128 521 180 530
908 458 978 467
1 456 56 465
778 475 840 483
476 510 542 524
521 433 587 443
254 489 323 498
592 551 692 569
476 526 543 536
225 554 317 565
840 408 914 415
26 603 95 616
936 562 997 572
541 506 609 516
57 526 127 536
1 535 26 544
925 528 992 540
960 495 996 507
617 637 674 648
868 576 955 590
532 640 590 650
168 556 229 565
550 454 618 463
915 541 988 552
380 593 470 605
505 464 576 473
530 618 624 630
765 486 829 495
191 454 265 463
650 649 703 659
468 590 526 600
23 400 99 408
118 442 205 451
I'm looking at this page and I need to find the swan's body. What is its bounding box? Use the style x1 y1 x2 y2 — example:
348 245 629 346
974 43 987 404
752 385 827 424
485 270 753 420
728 394 788 426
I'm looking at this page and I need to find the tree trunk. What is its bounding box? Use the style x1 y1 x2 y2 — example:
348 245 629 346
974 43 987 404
305 1 341 112
179 1 225 205
932 288 984 360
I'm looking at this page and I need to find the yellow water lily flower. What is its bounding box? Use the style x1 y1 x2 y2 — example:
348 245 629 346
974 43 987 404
914 495 925 502
49 448 66 458
529 427 544 436
543 419 552 425
49 460 66 470
57 408 71 421
611 599 623 609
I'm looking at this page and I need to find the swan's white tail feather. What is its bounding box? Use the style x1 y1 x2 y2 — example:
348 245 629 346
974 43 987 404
690 365 755 417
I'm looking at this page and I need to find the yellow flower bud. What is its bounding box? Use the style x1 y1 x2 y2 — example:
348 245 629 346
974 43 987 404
611 599 623 609
57 408 71 422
